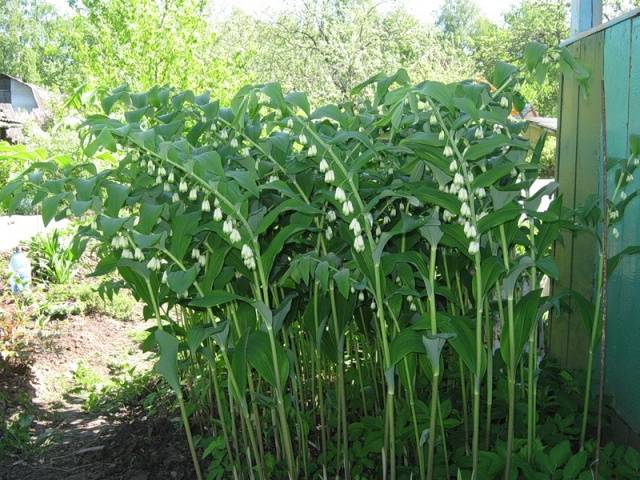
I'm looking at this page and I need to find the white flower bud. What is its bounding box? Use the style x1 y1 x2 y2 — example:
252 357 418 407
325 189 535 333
161 271 168 284
163 183 171 192
201 199 211 212
342 200 354 216
319 159 329 173
220 129 228 140
223 219 233 235
230 138 239 148
474 127 484 139
444 145 454 157
325 226 333 240
167 172 175 183
335 187 346 203
299 133 307 145
179 180 188 193
500 96 509 108
461 202 471 217
324 170 335 183
390 208 397 217
198 255 207 266
244 256 256 270
468 225 477 239
612 227 620 240
626 174 634 183
621 191 628 200
383 216 390 225
308 144 317 157
230 229 241 243
327 210 337 222
191 248 200 259
493 124 502 134
349 218 362 235
189 188 198 201
158 167 167 177
353 234 365 252
155 175 162 185
121 249 133 259
241 147 250 156
458 188 468 202
286 118 294 129
443 210 454 222
430 114 437 125
134 248 144 261
449 160 458 172
410 302 417 312
454 173 464 186
213 208 223 221
241 244 253 260
370 301 376 310
468 240 480 255
147 257 161 271
375 225 382 236
439 130 445 141
358 292 365 301
172 192 179 202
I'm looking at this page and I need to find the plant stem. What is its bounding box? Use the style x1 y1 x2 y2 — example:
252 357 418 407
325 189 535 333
499 225 516 480
580 253 604 450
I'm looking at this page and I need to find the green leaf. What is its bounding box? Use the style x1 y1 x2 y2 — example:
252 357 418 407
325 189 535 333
562 451 587 479
422 334 451 374
524 42 548 71
477 202 521 234
104 182 129 217
154 330 181 395
85 128 117 157
390 329 424 366
334 268 350 299
190 290 246 308
42 193 66 225
246 330 289 387
167 265 199 295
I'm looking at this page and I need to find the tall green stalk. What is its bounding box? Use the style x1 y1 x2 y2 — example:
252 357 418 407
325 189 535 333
499 225 516 480
580 253 604 450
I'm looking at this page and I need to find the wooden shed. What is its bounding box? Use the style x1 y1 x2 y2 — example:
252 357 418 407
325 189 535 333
0 73 49 143
552 7 640 438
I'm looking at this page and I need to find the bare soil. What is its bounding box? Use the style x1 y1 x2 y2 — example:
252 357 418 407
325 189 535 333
0 299 193 480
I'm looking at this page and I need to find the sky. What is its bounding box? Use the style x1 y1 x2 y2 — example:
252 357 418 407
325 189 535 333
49 0 521 24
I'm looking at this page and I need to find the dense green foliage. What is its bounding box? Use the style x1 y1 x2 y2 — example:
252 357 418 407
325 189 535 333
4 41 640 479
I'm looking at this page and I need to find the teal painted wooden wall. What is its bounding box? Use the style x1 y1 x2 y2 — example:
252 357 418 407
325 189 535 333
553 12 640 432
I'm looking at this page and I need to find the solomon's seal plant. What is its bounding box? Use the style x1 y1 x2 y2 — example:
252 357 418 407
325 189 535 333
3 43 637 480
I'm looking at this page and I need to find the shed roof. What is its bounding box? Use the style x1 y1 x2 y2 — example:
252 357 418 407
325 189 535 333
0 73 51 110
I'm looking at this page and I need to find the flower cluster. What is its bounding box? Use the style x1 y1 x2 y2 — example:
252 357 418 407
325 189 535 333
241 244 256 270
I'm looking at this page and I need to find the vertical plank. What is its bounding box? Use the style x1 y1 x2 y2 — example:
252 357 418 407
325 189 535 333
551 42 581 365
605 15 640 432
566 32 604 368
603 18 631 416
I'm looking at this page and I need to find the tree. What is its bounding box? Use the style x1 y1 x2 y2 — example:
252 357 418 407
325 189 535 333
472 1 570 116
0 0 63 84
436 0 482 50
216 0 476 106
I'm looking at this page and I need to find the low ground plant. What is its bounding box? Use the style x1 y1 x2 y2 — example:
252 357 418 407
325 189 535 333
1 43 639 479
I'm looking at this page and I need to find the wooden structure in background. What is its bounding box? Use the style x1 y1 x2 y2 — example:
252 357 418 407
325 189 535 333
553 7 640 435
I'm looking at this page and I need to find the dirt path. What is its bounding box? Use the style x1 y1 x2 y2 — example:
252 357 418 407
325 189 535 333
0 304 193 480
